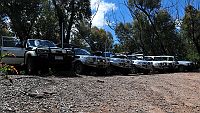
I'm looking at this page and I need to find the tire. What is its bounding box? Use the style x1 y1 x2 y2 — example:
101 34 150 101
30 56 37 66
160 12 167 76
74 62 84 75
179 65 185 72
26 57 38 75
143 70 150 75
40 67 49 74
150 66 155 74
131 66 138 74
105 66 113 75
121 69 130 75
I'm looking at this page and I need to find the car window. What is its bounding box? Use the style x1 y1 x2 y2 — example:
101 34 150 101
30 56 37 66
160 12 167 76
28 40 56 47
144 57 154 61
154 57 164 61
168 57 174 61
127 56 138 60
1 37 19 47
74 48 91 55
103 52 113 57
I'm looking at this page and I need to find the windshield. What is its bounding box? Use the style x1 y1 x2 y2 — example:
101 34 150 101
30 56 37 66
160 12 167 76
154 57 165 61
74 48 91 55
28 39 56 47
127 56 141 60
144 57 154 61
154 57 174 61
103 52 113 57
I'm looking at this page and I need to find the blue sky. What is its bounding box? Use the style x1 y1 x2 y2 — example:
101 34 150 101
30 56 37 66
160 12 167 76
91 0 200 43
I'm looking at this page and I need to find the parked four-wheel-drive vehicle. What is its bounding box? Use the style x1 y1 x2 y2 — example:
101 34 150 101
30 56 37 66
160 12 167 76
94 52 132 75
72 48 110 75
144 56 178 73
127 55 152 74
177 60 195 72
144 56 167 73
0 36 74 75
107 54 132 75
154 56 178 72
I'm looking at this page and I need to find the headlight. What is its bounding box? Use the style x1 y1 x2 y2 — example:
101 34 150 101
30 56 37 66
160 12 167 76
138 62 144 65
154 63 159 66
86 57 95 63
62 49 67 54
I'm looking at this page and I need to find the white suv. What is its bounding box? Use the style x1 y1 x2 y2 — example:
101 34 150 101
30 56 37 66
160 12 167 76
127 55 152 74
144 56 177 73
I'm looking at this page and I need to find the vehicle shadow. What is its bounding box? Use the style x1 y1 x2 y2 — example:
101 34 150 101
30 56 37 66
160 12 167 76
83 71 144 77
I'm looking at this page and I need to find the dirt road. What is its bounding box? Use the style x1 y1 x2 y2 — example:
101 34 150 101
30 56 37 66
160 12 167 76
0 73 200 113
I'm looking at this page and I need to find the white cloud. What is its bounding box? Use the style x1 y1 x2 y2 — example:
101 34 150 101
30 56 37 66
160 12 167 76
91 0 116 28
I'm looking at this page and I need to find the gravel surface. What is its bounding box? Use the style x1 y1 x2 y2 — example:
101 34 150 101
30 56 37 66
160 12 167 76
0 73 200 113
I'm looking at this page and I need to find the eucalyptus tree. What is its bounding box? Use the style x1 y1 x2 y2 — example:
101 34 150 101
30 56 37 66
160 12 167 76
89 27 114 52
52 0 91 44
182 5 200 60
154 10 180 55
0 0 42 41
128 0 168 55
115 22 140 53
31 0 59 42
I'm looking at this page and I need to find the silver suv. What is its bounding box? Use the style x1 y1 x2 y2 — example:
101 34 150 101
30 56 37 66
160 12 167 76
127 55 152 74
73 48 110 75
108 54 132 75
177 60 195 72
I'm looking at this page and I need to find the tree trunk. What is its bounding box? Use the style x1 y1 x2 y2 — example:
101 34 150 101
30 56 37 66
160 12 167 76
52 0 65 43
65 0 75 44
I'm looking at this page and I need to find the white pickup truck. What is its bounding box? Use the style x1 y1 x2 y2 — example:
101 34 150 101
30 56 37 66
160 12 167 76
0 36 74 75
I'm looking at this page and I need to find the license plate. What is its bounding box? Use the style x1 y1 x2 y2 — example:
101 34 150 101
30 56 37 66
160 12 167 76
55 56 63 60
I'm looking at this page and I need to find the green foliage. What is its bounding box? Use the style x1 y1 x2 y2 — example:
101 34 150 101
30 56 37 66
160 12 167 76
0 0 42 40
113 44 124 53
128 0 161 12
186 51 200 62
32 0 59 42
0 53 18 75
0 0 91 44
89 27 114 52
182 5 200 56
154 10 181 55
52 0 91 43
115 0 184 56
115 22 140 52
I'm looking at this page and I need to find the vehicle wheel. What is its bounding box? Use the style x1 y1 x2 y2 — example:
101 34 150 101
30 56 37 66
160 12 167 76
74 62 84 75
150 66 155 74
26 57 38 75
121 69 130 75
131 66 138 74
105 66 113 75
179 65 185 72
40 67 49 74
143 70 150 75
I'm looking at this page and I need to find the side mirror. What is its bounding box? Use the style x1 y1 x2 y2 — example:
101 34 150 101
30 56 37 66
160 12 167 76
26 46 33 50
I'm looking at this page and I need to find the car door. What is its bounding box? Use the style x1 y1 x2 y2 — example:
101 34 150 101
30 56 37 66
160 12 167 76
0 37 25 65
1 47 25 65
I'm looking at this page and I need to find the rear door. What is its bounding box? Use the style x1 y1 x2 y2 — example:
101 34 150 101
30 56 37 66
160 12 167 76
0 37 25 65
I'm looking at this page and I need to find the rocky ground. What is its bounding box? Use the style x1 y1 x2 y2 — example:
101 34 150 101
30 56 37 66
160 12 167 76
0 72 200 113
